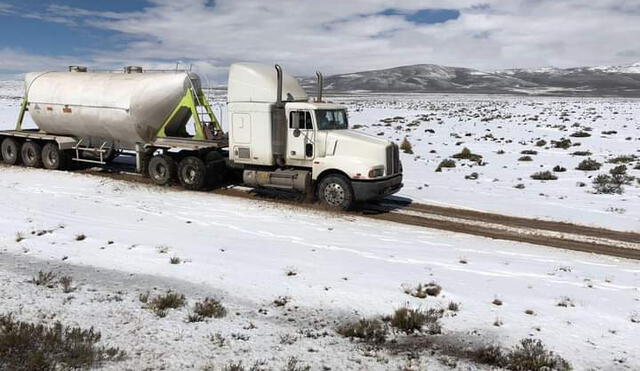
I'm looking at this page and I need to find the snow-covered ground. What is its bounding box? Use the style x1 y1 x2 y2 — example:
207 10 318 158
333 94 640 232
1 82 639 369
0 167 639 370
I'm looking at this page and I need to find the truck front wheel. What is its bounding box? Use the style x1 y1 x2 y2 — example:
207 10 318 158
178 156 206 190
318 174 354 210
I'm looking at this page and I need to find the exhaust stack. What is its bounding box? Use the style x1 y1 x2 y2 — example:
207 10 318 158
275 64 283 107
316 71 323 102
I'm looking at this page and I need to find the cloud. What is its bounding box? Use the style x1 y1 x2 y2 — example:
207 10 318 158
2 0 640 83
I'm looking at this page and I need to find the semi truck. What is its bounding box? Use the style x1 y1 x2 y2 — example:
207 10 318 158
0 63 403 209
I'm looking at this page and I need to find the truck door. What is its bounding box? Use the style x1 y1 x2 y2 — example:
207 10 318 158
287 111 315 161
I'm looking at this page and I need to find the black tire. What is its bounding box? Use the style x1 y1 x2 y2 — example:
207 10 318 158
1 138 21 165
318 174 354 210
178 156 207 190
42 142 65 170
21 141 42 168
148 154 177 186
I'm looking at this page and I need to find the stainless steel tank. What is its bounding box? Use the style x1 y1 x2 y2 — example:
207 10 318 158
24 71 201 145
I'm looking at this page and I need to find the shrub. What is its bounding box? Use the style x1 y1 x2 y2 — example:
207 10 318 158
169 256 181 264
507 339 571 371
593 165 635 194
520 150 538 155
147 291 186 317
59 276 74 293
492 298 503 306
570 131 591 137
403 282 441 298
518 156 533 162
530 171 557 180
571 150 591 156
551 138 572 149
75 234 86 241
390 307 443 334
535 140 547 147
552 165 566 172
15 232 25 243
193 298 226 319
472 339 570 371
607 155 636 164
576 158 601 171
447 302 460 312
400 137 414 154
283 357 311 371
30 271 57 287
336 318 387 343
452 147 483 163
436 159 456 172
0 314 125 370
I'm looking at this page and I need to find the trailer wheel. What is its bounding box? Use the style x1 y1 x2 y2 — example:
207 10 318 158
178 156 206 190
42 142 65 170
1 138 22 165
148 155 176 186
21 141 43 168
318 174 354 210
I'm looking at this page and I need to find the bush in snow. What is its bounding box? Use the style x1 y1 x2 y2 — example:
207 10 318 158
518 156 533 162
520 150 538 155
530 171 557 180
403 282 442 298
0 314 125 370
472 339 570 371
146 291 186 317
336 318 387 343
452 147 483 163
607 154 636 164
576 158 601 171
193 298 227 319
436 159 456 172
400 137 414 154
592 165 635 194
389 306 443 334
571 150 592 156
30 271 57 288
59 275 75 293
552 165 566 172
551 138 572 149
570 131 591 137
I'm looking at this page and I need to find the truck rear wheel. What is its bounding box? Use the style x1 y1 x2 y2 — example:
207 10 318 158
148 155 176 186
21 141 43 168
42 142 65 170
178 156 206 190
318 174 354 210
1 138 22 165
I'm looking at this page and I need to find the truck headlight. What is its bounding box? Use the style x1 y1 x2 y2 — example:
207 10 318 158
368 167 384 178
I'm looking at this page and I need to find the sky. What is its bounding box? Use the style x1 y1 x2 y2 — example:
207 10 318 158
0 0 639 83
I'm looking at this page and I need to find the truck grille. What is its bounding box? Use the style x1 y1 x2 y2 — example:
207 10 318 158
386 144 401 176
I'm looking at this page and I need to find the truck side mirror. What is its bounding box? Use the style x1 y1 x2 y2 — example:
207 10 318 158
305 143 313 157
293 128 301 137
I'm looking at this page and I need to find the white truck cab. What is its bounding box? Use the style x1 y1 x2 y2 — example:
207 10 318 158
228 63 402 209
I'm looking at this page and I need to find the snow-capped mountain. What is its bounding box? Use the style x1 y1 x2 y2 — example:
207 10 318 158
304 62 640 96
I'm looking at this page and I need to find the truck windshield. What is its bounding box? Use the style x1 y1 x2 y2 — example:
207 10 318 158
315 110 348 130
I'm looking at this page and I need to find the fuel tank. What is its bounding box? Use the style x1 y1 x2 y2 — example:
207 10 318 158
24 70 200 145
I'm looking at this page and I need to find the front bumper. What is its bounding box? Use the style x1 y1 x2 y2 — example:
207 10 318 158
351 174 403 201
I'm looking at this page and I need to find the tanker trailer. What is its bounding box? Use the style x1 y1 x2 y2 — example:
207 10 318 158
0 66 227 190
